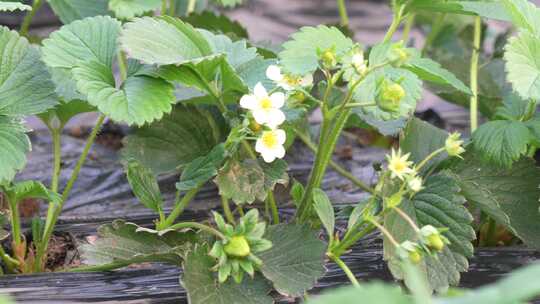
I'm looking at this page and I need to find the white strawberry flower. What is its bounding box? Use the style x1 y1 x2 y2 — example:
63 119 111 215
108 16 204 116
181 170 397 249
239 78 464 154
266 65 313 91
386 149 415 180
255 129 286 163
351 52 367 74
408 176 423 193
240 82 286 129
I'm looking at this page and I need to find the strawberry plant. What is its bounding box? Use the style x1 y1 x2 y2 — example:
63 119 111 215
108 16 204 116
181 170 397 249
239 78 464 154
0 0 539 303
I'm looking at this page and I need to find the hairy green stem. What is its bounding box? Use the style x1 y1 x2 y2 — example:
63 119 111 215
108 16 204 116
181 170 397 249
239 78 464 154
117 50 128 81
19 0 43 37
328 254 360 287
393 206 420 232
294 129 375 194
370 218 399 248
7 196 21 248
168 0 176 15
161 0 168 15
402 13 416 42
470 16 482 132
415 148 445 172
266 192 280 224
332 224 375 257
168 222 226 239
222 197 235 224
158 186 202 230
36 114 106 272
383 4 405 43
337 0 349 27
0 246 19 273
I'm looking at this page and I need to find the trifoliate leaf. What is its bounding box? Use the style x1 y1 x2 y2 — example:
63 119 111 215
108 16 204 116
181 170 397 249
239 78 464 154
501 0 540 35
120 16 213 65
0 1 31 12
385 173 475 293
0 117 29 184
122 104 224 174
46 0 110 24
401 118 449 174
2 181 61 205
42 16 121 69
472 120 532 168
126 160 164 212
215 159 265 205
451 156 540 249
404 54 471 95
80 220 195 267
504 31 540 101
176 144 226 192
353 67 422 121
109 0 161 19
182 244 273 304
258 224 326 297
313 189 335 238
0 27 58 116
184 11 248 38
72 60 175 126
306 283 413 304
279 25 354 75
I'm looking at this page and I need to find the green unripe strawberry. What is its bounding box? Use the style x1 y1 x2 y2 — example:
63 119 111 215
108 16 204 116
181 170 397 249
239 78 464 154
224 236 251 258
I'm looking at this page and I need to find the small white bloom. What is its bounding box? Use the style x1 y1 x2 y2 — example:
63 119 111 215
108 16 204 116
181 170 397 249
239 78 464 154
445 132 465 157
386 149 415 180
255 129 287 163
240 82 286 128
408 176 423 193
266 65 313 91
351 52 367 74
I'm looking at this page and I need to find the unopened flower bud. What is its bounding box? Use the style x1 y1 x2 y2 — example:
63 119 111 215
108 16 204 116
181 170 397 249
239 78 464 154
351 52 367 75
389 42 411 67
408 176 423 193
224 236 251 257
445 132 465 157
378 81 405 112
400 241 423 264
420 225 445 252
321 49 337 69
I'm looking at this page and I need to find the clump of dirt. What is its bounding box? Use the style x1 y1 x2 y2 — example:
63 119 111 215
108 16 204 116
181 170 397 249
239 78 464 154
44 233 80 271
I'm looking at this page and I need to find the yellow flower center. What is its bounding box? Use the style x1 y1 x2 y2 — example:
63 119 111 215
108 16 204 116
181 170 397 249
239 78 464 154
392 161 406 173
260 97 273 110
284 75 300 86
262 132 278 148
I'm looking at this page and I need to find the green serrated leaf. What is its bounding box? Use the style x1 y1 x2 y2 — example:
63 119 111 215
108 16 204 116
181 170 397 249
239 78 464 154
472 120 532 168
80 220 194 266
408 0 510 21
279 25 354 75
259 224 326 297
39 100 96 130
313 189 335 238
109 0 161 19
353 67 423 121
122 104 224 174
126 160 164 212
404 53 471 94
182 244 273 304
401 118 449 174
259 159 289 200
176 144 226 192
385 173 475 293
42 16 121 69
0 117 30 184
504 30 540 101
0 1 31 12
3 181 61 205
0 27 58 116
215 159 265 205
501 0 540 35
451 156 540 249
184 11 248 38
120 16 213 65
72 60 175 126
46 0 110 24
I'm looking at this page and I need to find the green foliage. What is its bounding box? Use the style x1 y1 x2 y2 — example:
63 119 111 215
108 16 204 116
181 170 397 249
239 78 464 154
307 282 413 304
451 156 540 249
504 30 540 100
407 0 510 21
184 11 249 38
80 220 194 266
109 0 161 19
258 224 327 297
313 188 335 238
385 173 475 293
46 0 110 24
501 0 540 35
182 244 273 304
472 120 532 168
122 105 225 174
213 0 243 8
0 1 31 11
120 16 213 65
126 160 164 213
0 118 29 184
176 144 226 191
401 118 449 174
2 181 61 205
279 25 354 75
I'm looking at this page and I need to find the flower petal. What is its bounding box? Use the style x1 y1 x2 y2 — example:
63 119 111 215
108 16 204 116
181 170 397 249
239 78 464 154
275 129 287 145
240 94 257 109
273 145 286 159
300 74 313 86
270 92 285 108
252 109 269 125
266 65 283 82
254 82 268 99
261 152 276 163
255 138 265 153
266 109 286 128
